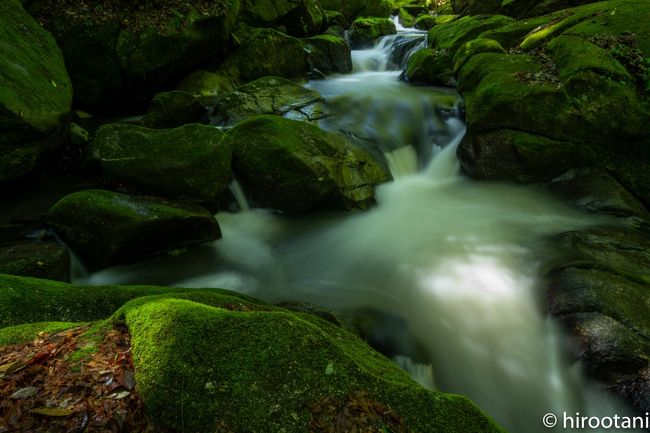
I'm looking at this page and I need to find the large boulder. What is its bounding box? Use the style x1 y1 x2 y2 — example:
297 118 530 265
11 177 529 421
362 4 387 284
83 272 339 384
0 274 505 433
239 0 324 37
305 35 353 74
213 76 324 125
347 17 397 48
548 227 650 414
0 0 72 186
228 115 391 212
219 28 308 82
48 190 221 270
454 1 650 204
0 241 70 282
85 123 232 205
29 0 239 112
176 69 236 103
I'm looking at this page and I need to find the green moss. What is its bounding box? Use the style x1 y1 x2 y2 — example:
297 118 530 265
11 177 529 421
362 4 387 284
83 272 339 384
176 69 236 102
453 38 506 72
319 0 392 21
305 34 353 73
0 321 81 346
119 296 504 432
414 14 436 29
85 123 232 204
348 17 397 48
398 8 415 27
239 0 324 37
228 115 390 212
406 48 456 85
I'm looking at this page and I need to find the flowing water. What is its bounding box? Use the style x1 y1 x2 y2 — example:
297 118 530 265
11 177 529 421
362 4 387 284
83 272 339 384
78 20 637 432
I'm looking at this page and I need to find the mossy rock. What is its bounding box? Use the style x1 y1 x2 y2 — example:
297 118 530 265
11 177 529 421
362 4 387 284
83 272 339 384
240 0 324 37
119 296 504 432
408 14 513 85
0 321 82 346
48 190 221 270
324 9 349 28
305 34 353 74
347 17 397 49
0 0 72 184
32 0 240 112
453 38 506 72
141 90 207 129
0 273 265 329
219 28 308 82
502 0 602 18
85 123 232 205
450 0 501 14
405 48 455 85
319 0 392 21
398 8 416 27
0 241 70 282
213 76 324 125
414 14 436 30
454 0 650 203
228 115 391 212
176 69 236 103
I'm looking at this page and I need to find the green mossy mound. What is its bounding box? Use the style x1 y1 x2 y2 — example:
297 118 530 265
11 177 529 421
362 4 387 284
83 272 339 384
414 14 436 30
30 0 239 112
0 0 72 185
48 190 221 270
228 115 391 213
0 242 70 282
348 17 397 48
305 34 353 74
141 90 207 129
219 28 308 82
85 123 232 205
0 274 504 432
452 0 650 203
240 0 324 37
214 76 325 125
398 8 416 27
120 296 504 433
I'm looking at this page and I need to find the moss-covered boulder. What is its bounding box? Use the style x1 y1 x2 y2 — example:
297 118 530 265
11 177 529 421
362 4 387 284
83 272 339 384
305 34 353 74
213 77 324 125
453 1 650 204
219 28 308 82
0 274 504 432
319 0 392 21
85 123 232 205
141 90 207 129
0 0 72 186
239 0 324 37
548 227 650 413
30 0 239 112
0 242 70 282
176 69 236 103
48 190 221 270
121 296 504 433
348 17 397 48
228 115 391 212
414 14 436 30
405 14 513 85
398 8 416 27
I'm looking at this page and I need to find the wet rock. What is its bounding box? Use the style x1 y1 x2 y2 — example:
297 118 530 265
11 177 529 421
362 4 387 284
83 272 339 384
347 17 397 49
548 168 650 219
213 76 325 125
0 241 70 281
176 70 236 103
141 91 208 129
0 0 72 186
48 189 221 270
228 115 391 213
305 35 353 74
85 123 232 205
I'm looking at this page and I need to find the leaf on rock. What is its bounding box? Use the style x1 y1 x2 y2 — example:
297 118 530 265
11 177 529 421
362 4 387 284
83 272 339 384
9 387 39 399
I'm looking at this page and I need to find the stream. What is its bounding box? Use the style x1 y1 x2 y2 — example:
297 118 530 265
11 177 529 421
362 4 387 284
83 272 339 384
77 18 636 433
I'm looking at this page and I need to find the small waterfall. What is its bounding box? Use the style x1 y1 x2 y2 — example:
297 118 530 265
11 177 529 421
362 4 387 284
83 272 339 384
229 179 250 212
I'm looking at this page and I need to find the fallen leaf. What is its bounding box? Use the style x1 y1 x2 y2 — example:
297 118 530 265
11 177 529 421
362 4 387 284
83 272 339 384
30 407 75 417
0 359 27 374
106 390 131 400
10 386 39 399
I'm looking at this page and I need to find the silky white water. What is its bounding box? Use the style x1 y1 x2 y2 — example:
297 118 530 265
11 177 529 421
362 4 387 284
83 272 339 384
80 26 637 432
